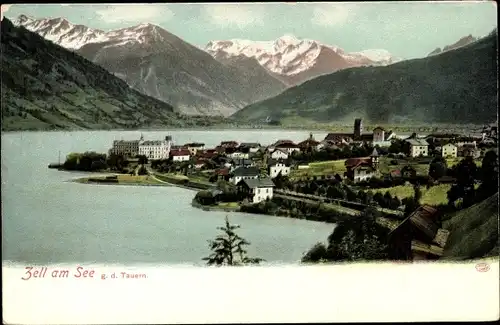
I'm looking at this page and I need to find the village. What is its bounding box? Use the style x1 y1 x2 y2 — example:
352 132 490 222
88 118 497 261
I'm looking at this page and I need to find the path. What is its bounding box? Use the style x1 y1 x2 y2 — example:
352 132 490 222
145 166 172 185
275 189 404 217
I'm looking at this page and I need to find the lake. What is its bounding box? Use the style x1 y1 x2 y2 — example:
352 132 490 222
1 129 336 266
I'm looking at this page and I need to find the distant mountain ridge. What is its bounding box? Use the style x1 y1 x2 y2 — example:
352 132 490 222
205 35 402 86
1 18 211 131
232 30 498 125
13 14 287 116
428 34 479 56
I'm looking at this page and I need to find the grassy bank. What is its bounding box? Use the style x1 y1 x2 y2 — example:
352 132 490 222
74 174 168 186
153 173 215 190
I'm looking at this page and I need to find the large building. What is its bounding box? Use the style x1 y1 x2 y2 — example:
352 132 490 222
110 135 173 160
109 140 140 158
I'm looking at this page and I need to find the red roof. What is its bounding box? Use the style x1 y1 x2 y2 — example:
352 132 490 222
170 149 191 156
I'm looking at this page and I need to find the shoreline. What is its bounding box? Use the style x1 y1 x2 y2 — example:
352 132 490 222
2 123 486 134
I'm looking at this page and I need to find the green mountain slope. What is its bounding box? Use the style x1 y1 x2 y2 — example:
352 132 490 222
1 18 206 131
232 31 498 125
442 192 499 260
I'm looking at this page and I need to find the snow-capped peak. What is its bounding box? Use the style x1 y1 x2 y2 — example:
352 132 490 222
205 35 400 78
13 14 38 26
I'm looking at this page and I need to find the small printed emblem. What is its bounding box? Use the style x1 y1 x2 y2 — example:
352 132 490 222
475 262 490 272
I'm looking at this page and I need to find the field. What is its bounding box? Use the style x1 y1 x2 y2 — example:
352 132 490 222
290 159 346 179
371 184 452 205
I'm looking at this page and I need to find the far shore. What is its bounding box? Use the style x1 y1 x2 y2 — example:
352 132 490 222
2 123 486 134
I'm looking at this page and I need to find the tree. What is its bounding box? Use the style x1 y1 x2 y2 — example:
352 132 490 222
428 156 448 180
137 165 148 175
202 217 264 266
447 156 478 208
137 155 148 165
301 207 390 262
477 150 499 200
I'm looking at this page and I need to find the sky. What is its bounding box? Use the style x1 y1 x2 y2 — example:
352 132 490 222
2 2 497 59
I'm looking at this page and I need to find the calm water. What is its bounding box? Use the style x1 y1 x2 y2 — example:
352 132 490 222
1 130 336 266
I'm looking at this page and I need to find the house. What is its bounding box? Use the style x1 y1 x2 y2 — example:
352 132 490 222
298 133 321 151
237 177 275 203
184 143 205 156
268 160 291 178
214 168 230 181
228 158 255 172
324 133 353 144
198 149 218 159
441 143 457 158
389 169 402 178
405 139 429 157
270 148 289 160
220 141 239 148
228 151 250 159
344 157 376 183
193 159 206 169
170 149 191 162
239 143 261 153
401 165 417 179
388 205 450 260
274 142 301 155
230 166 260 185
459 144 481 158
138 135 173 160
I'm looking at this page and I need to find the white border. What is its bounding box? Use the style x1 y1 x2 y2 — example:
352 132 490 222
3 260 499 324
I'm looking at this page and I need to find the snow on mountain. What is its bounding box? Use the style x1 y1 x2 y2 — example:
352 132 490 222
205 35 401 84
13 14 109 50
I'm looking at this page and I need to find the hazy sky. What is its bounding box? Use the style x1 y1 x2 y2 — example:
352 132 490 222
3 2 497 59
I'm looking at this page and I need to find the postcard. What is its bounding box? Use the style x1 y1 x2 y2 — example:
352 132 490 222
1 2 498 324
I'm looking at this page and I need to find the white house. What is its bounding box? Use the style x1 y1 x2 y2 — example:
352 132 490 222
170 149 191 162
230 166 260 185
238 177 275 203
268 161 291 178
441 143 458 158
406 139 429 157
138 135 173 160
270 149 289 160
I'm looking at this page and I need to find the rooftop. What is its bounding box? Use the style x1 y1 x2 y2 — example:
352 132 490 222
232 166 260 177
170 149 191 156
241 177 275 188
406 139 429 146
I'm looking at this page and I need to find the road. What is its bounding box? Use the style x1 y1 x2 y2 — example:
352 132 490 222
275 189 405 217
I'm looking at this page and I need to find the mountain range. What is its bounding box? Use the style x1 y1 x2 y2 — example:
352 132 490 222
13 14 404 114
1 18 220 131
13 15 287 116
205 35 401 86
232 30 498 125
7 13 497 127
